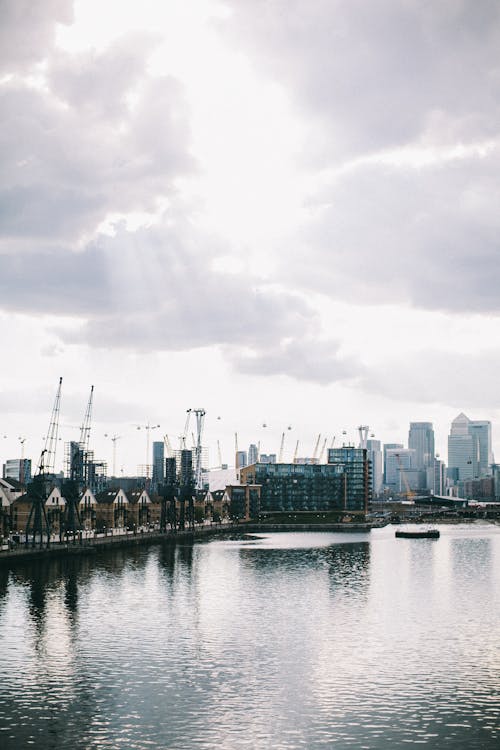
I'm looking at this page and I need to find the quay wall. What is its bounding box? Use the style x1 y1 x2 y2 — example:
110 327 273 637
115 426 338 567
0 522 376 567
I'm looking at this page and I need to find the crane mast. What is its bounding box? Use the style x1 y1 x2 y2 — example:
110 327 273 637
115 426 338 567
192 408 206 491
37 376 63 477
27 377 63 547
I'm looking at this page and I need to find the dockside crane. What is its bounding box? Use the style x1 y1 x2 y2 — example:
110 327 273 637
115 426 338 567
26 377 63 547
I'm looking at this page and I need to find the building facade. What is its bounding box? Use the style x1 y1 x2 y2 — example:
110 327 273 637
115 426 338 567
152 441 165 491
366 439 383 497
408 423 435 473
448 413 493 482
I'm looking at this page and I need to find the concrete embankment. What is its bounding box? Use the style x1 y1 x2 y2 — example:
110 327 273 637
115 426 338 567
0 522 377 567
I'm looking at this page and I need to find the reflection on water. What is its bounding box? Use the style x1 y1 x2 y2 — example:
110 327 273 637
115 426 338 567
0 526 499 749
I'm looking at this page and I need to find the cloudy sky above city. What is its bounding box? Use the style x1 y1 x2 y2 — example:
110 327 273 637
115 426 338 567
2 0 500 473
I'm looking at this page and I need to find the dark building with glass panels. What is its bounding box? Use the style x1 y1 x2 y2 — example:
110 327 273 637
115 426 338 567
152 441 165 491
239 462 349 513
327 447 371 513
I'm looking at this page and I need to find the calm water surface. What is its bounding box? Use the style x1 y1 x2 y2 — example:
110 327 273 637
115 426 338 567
0 524 499 749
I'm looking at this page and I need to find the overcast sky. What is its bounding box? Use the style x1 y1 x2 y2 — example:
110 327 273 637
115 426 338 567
2 0 500 474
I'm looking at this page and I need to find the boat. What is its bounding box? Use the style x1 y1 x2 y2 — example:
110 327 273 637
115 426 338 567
395 529 440 539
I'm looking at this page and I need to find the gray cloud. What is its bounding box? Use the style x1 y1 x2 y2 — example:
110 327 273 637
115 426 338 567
0 0 73 74
0 223 318 359
363 347 500 409
220 0 500 159
230 337 364 385
0 18 194 251
286 147 500 313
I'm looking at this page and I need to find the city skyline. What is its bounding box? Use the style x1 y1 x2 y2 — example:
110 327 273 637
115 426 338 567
0 396 495 478
2 2 500 477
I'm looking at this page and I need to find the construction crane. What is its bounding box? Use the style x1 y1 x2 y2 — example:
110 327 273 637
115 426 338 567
191 408 206 491
180 410 191 449
163 434 174 459
26 377 63 547
105 433 122 476
312 433 321 464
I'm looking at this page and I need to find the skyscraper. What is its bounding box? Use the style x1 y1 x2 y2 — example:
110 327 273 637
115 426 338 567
383 443 403 485
408 422 435 471
248 444 259 465
448 413 493 482
152 441 165 489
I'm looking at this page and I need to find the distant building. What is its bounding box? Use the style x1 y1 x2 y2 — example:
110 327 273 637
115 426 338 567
383 444 403 485
225 484 261 520
426 458 446 496
3 458 31 484
236 451 248 469
463 477 495 502
448 413 493 482
408 423 435 473
366 439 383 497
248 444 259 465
240 462 348 513
152 441 165 490
260 454 276 464
328 447 371 512
384 448 425 494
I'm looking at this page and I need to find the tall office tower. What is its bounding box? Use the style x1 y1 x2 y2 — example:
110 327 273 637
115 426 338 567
468 420 493 477
426 458 446 496
383 444 403 484
408 423 435 471
448 413 493 481
236 450 248 469
152 441 165 489
448 413 474 482
366 439 383 497
248 444 259 465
